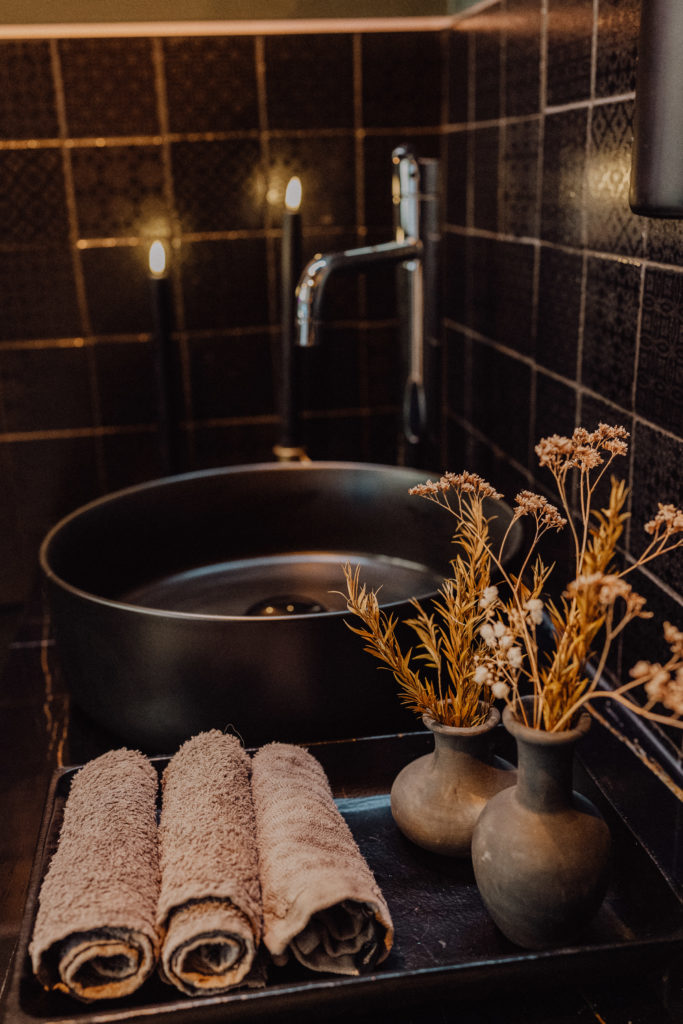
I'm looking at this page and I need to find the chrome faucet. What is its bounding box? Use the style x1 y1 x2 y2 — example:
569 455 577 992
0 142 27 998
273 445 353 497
295 145 440 459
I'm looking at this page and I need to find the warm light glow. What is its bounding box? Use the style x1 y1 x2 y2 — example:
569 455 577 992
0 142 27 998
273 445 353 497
148 239 167 277
285 176 302 212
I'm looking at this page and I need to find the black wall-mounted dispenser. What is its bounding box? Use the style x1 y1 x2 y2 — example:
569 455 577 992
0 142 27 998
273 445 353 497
629 0 683 217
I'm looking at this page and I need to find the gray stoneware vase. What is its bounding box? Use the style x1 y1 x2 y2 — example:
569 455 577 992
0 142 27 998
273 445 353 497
471 698 611 949
390 706 515 857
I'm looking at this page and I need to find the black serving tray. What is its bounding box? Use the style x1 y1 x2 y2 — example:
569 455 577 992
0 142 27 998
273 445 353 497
3 731 683 1024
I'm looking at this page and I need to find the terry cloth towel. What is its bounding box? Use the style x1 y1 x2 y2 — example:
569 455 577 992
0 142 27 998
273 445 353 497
251 743 394 976
29 748 161 1002
156 731 263 996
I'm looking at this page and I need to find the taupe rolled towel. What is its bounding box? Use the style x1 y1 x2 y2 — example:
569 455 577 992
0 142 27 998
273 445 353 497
29 748 161 1002
156 731 262 996
251 743 394 976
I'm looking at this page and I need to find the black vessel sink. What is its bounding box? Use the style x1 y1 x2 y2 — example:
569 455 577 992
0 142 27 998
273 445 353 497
40 462 521 754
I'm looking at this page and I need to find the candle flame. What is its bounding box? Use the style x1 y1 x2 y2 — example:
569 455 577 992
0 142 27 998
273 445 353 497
148 239 167 277
285 176 302 212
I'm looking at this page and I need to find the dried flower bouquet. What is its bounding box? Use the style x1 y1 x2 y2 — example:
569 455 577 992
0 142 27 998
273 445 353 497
344 424 683 733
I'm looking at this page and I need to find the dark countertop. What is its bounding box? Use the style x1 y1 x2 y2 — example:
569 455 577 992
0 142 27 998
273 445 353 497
1 589 682 1024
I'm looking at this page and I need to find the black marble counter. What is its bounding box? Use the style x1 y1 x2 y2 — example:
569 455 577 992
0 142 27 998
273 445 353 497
1 590 682 1024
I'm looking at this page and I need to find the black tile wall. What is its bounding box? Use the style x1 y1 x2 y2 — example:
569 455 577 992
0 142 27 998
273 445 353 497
0 26 446 604
443 0 683 717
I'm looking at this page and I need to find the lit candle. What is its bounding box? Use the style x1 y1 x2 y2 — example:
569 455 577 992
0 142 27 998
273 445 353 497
277 176 304 456
148 239 179 475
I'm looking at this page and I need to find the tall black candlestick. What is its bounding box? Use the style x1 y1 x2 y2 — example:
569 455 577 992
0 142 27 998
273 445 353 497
277 177 304 458
148 240 179 475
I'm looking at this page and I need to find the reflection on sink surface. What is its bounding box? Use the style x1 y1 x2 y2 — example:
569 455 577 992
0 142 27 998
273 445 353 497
41 462 521 754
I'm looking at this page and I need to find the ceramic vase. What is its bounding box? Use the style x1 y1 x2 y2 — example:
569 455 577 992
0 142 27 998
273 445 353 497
471 697 611 948
390 706 515 857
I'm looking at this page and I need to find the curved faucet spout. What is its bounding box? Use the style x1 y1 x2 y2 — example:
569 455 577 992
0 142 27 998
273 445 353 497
295 237 422 348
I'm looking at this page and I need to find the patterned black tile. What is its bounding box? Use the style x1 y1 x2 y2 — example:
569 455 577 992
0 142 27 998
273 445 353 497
546 0 594 107
363 133 442 232
472 125 499 232
71 144 166 240
101 431 167 492
0 41 58 140
620 567 683 691
0 149 69 245
171 138 264 234
536 247 583 377
471 14 502 122
192 421 277 470
541 107 587 247
582 255 641 410
265 34 354 131
635 268 683 436
94 339 158 426
448 26 469 125
577 391 633 514
59 38 158 138
630 421 683 595
362 32 442 129
0 247 80 342
163 36 259 134
471 342 532 469
469 237 535 356
181 238 270 331
0 345 93 432
534 372 577 448
596 0 640 99
586 100 646 257
300 325 362 413
500 117 540 238
445 130 468 227
445 326 469 420
646 218 683 266
504 0 542 118
365 324 403 411
189 332 275 420
269 135 356 230
443 230 467 325
81 245 155 336
303 412 367 463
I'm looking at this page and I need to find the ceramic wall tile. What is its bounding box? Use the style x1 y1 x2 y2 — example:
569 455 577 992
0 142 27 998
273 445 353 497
534 372 577 444
645 218 683 265
471 341 531 469
541 107 587 247
471 14 502 122
71 144 167 240
586 100 645 257
94 340 158 427
536 247 583 377
180 238 270 331
472 126 499 232
163 36 259 134
595 0 640 98
0 248 81 342
58 38 158 138
445 130 469 227
265 34 354 131
81 245 154 335
0 346 93 432
101 432 167 491
0 149 69 245
581 255 640 410
362 32 442 128
546 0 594 107
503 0 542 118
468 238 535 356
500 117 540 238
0 41 59 140
269 135 356 230
443 231 467 325
189 333 275 420
630 421 683 595
172 138 265 234
635 268 683 436
448 26 469 125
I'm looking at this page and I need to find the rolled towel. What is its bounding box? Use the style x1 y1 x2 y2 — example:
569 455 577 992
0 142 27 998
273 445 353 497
251 743 394 976
156 731 262 996
29 748 161 1002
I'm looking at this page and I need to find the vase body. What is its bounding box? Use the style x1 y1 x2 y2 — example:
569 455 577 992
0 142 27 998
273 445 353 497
471 699 611 949
390 707 515 857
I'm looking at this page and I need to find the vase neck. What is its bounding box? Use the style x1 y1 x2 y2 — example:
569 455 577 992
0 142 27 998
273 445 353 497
432 728 494 764
514 734 577 812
